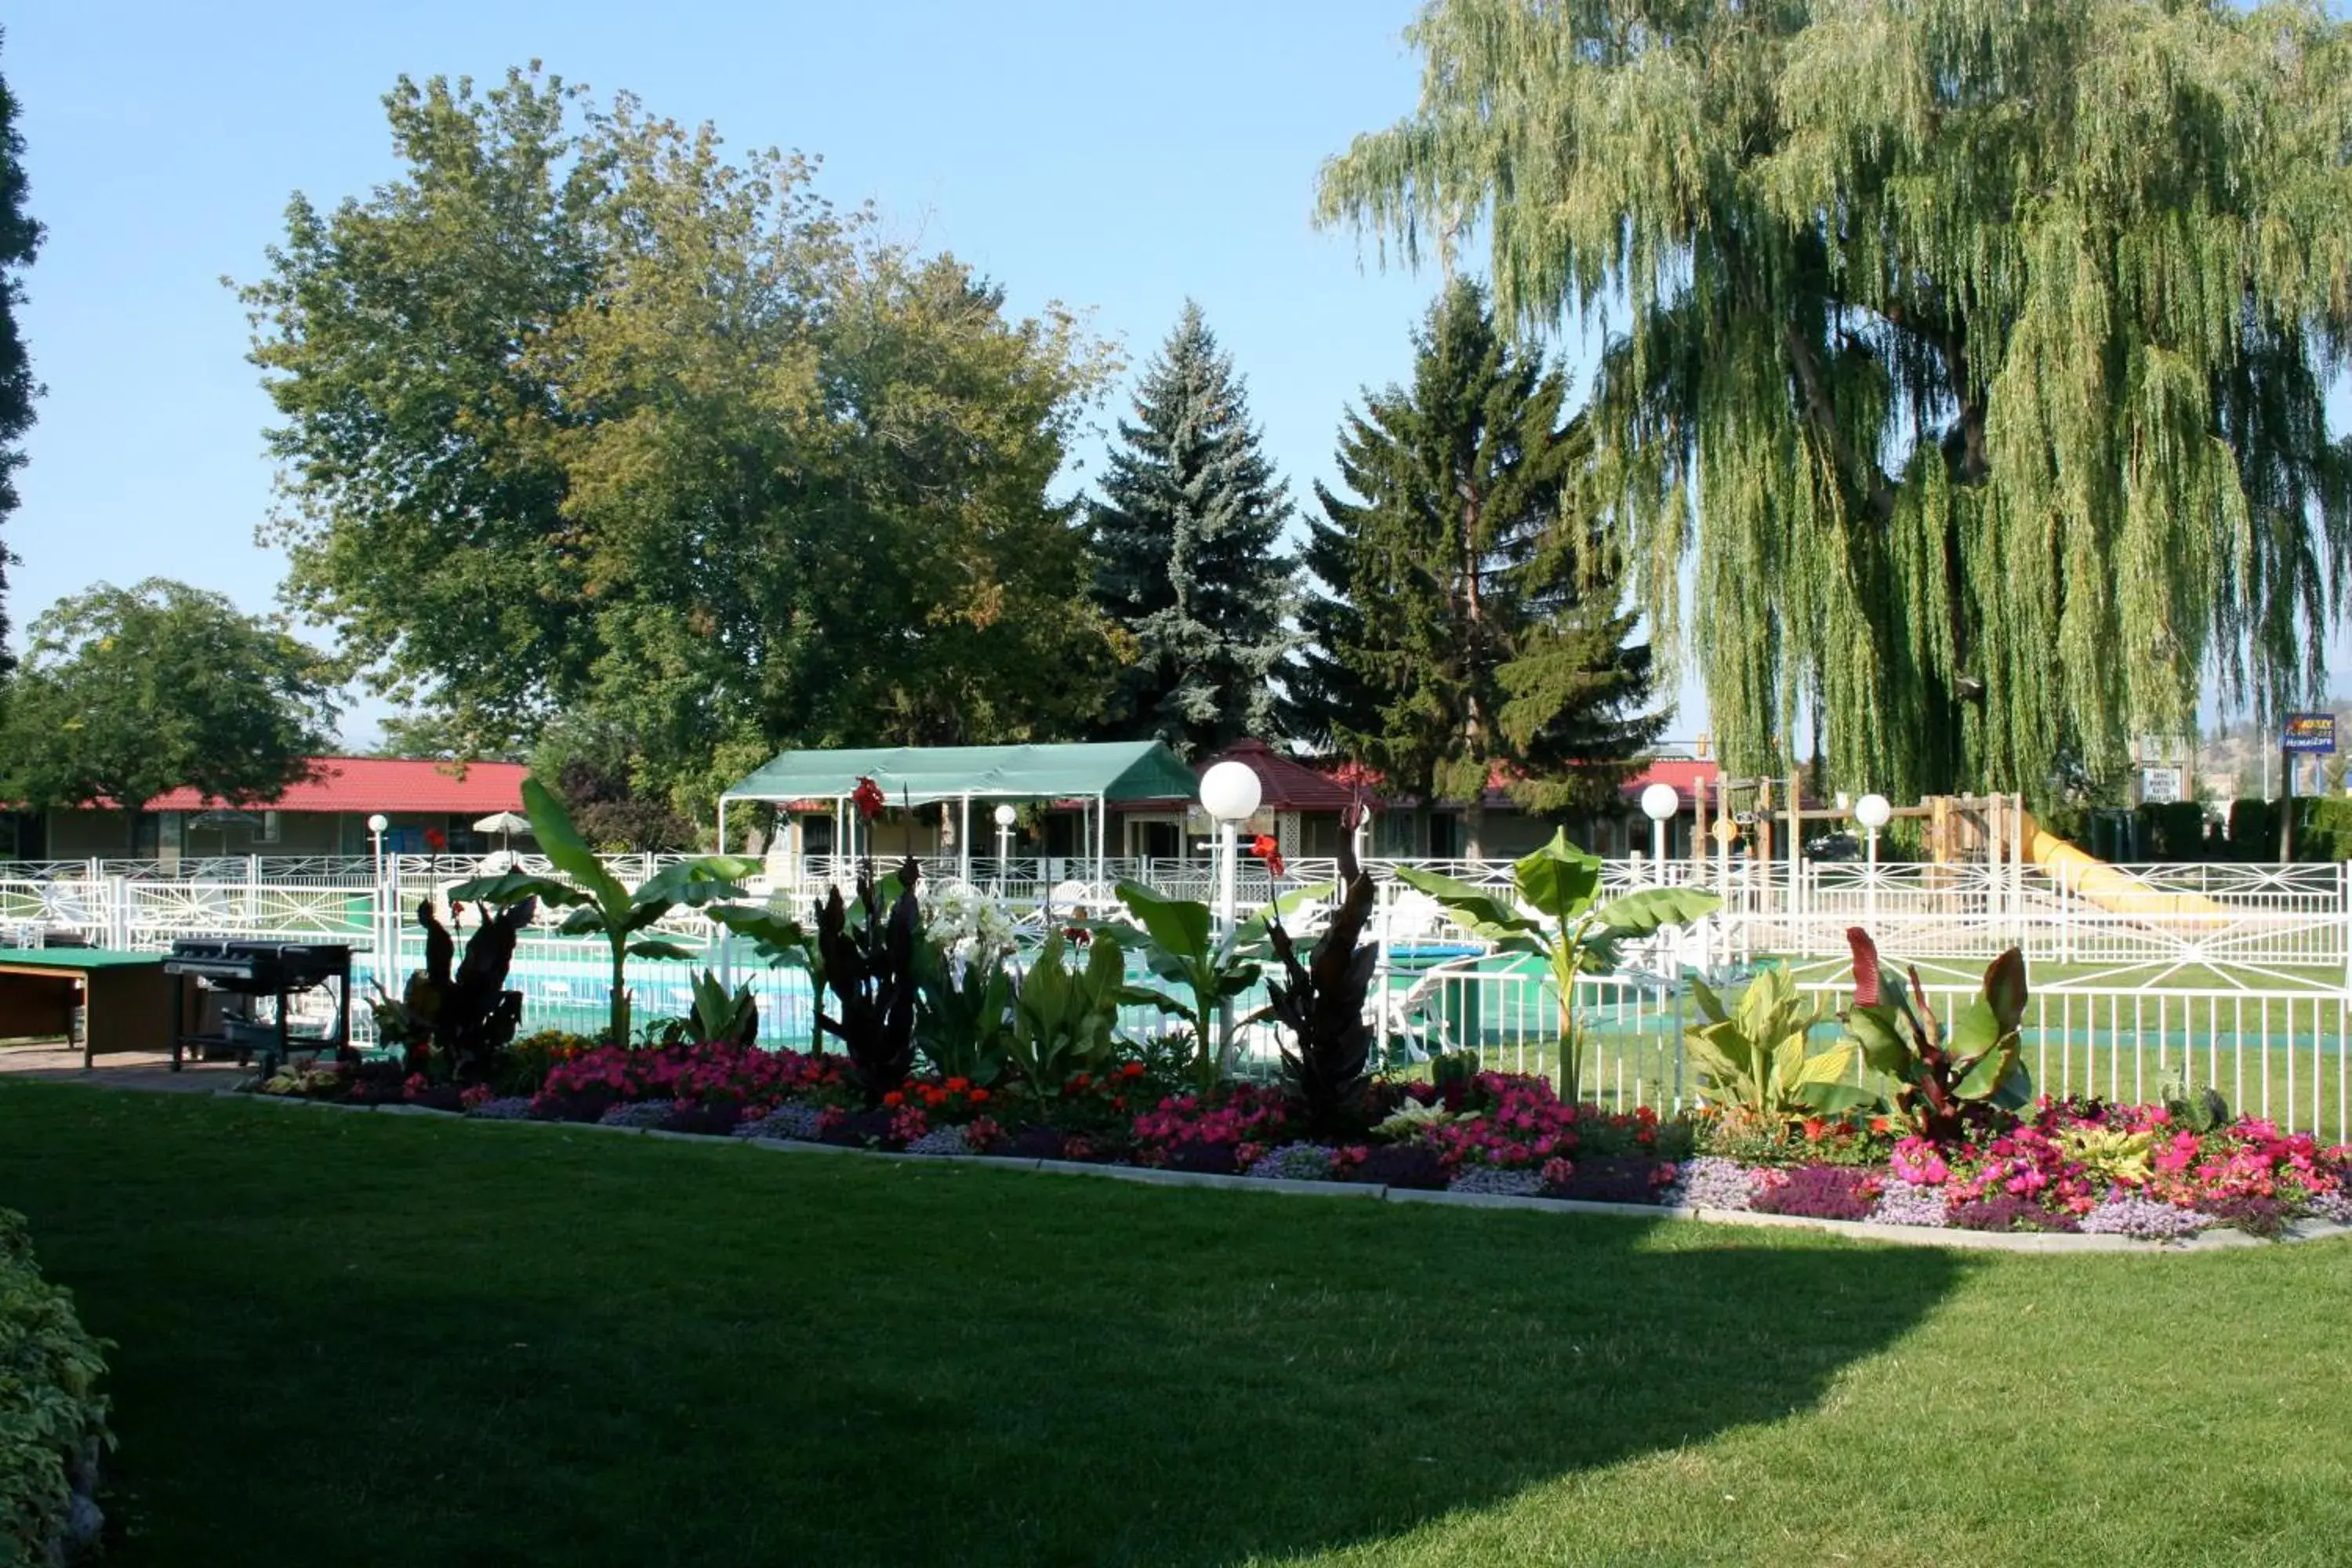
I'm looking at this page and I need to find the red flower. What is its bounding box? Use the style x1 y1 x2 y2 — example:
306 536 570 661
945 1076 970 1093
1249 834 1286 878
1062 926 1093 947
424 827 447 851
968 1088 990 1105
851 775 887 822
882 1091 904 1107
1120 1062 1145 1079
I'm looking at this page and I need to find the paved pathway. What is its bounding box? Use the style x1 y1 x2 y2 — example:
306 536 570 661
0 1045 247 1094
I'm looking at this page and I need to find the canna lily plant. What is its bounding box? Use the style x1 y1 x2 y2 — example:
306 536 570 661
1832 927 2034 1142
1114 877 1334 1093
1399 830 1720 1105
450 775 757 1048
1683 966 1857 1120
1261 806 1380 1138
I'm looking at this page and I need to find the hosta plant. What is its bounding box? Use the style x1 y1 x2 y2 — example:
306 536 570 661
912 941 1014 1087
1835 927 2034 1142
1684 966 1856 1120
1399 830 1720 1104
645 969 757 1049
1005 930 1128 1094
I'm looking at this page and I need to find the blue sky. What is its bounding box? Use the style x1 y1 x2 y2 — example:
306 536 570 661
4 2 2343 754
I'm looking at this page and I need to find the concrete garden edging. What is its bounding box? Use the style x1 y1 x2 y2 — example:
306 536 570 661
205 1087 2352 1253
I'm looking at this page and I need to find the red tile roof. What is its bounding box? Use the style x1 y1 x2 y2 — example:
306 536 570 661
1617 758 1720 811
146 757 528 815
1304 754 1719 812
1197 739 1372 811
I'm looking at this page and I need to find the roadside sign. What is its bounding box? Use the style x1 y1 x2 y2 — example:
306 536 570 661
2283 713 2336 754
2138 767 2182 805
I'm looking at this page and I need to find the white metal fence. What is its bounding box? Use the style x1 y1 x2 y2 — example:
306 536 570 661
4 853 2347 1142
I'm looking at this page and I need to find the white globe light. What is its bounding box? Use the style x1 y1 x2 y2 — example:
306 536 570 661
1200 760 1263 823
366 814 390 834
1639 782 1681 822
1854 793 1894 830
993 804 1018 828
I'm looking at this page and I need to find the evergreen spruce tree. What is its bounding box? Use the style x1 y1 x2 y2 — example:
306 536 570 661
1090 302 1295 757
1314 280 1657 857
0 33 44 671
1276 501 1381 751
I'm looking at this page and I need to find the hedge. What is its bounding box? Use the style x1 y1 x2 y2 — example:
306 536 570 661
1 1208 110 1566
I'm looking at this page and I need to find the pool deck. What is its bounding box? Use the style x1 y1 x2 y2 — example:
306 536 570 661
0 1044 247 1094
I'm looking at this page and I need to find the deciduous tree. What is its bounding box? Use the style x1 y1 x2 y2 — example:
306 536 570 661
0 581 336 847
240 69 1121 822
1322 0 2352 799
0 31 43 670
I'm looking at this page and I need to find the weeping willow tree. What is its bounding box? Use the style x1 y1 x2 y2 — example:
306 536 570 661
1319 0 2352 799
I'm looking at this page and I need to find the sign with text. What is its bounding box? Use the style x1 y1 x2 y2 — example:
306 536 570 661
2138 766 2183 805
2282 712 2337 754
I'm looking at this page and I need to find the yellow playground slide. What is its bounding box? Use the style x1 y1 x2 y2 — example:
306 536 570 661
2019 811 2231 919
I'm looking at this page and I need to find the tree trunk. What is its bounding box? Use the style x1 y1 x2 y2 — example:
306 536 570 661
1459 471 1487 862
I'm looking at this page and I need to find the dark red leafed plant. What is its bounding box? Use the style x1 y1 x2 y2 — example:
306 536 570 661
1840 927 2033 1144
1264 805 1376 1138
817 855 922 1105
379 896 535 1084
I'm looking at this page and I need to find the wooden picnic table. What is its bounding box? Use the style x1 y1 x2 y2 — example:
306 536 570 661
0 948 191 1069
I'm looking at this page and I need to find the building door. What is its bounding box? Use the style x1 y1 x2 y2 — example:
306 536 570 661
1428 812 1458 859
1128 818 1181 861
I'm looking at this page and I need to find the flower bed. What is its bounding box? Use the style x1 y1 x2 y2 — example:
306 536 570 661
1 1208 111 1565
250 1037 2352 1247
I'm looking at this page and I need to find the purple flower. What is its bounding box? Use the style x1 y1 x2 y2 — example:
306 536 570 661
2078 1194 2208 1241
1672 1156 1759 1211
1868 1181 1950 1229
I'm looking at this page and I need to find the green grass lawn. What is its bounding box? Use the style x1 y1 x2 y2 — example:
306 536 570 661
4 1084 2350 1567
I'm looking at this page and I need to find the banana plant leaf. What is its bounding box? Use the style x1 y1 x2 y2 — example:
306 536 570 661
446 869 589 909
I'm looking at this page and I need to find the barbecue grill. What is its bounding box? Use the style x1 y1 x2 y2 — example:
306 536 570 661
164 938 353 1071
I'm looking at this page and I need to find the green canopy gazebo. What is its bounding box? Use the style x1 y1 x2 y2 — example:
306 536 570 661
717 741 1200 884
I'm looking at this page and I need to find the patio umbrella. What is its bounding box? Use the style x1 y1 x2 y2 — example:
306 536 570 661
473 810 532 851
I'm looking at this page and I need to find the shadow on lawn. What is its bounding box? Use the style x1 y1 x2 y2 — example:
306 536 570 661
0 1090 1969 1568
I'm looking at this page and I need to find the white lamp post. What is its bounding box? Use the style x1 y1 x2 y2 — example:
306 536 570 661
367 814 390 975
993 803 1017 891
1854 793 1893 925
1639 782 1681 886
1200 760 1262 940
1200 760 1261 1080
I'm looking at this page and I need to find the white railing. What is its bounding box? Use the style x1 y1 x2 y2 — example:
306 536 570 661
6 855 2347 1139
